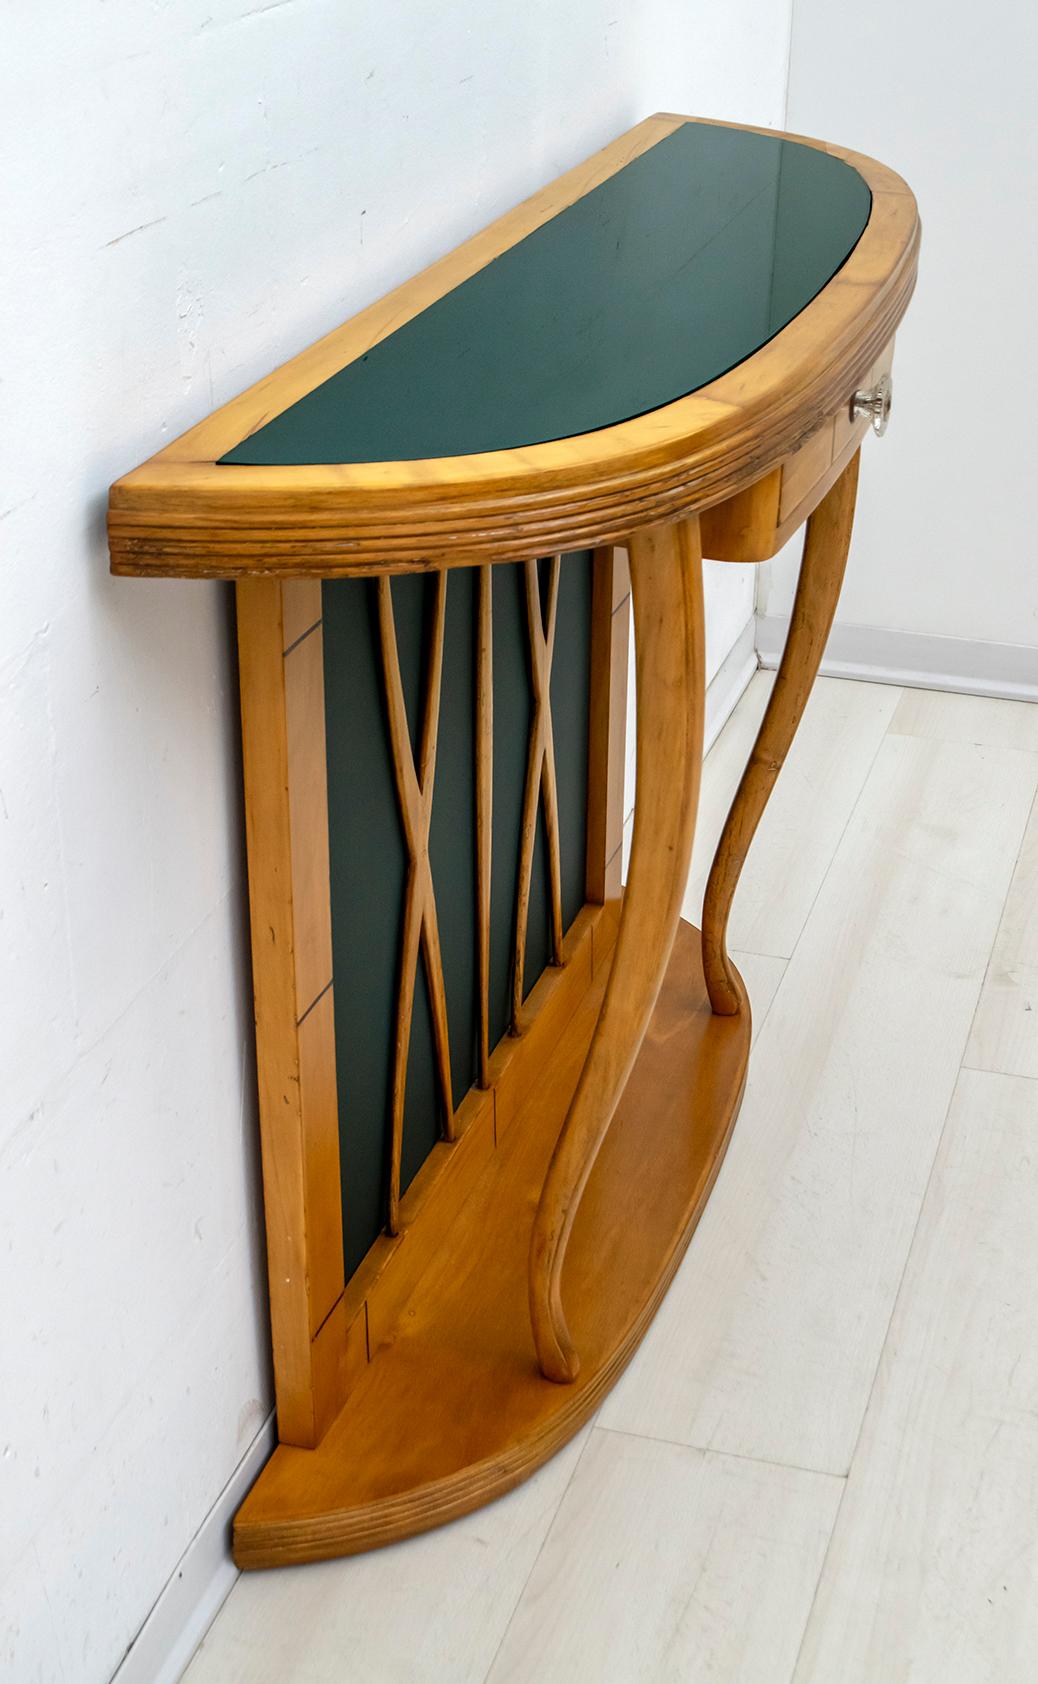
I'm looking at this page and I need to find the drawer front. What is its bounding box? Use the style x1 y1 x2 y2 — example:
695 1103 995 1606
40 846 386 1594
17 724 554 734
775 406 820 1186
777 334 896 537
779 422 835 523
700 334 896 564
833 336 895 459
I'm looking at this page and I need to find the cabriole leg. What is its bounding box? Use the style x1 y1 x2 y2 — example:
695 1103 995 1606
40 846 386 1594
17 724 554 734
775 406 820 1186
702 449 861 1015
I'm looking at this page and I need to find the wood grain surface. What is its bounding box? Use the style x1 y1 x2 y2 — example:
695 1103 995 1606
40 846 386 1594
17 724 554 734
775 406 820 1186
233 918 750 1566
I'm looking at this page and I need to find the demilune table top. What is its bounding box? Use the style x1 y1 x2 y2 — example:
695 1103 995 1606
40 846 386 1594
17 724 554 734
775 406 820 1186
219 122 871 467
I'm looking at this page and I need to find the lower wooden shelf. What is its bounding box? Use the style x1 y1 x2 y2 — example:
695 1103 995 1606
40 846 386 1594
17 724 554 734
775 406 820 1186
234 918 750 1568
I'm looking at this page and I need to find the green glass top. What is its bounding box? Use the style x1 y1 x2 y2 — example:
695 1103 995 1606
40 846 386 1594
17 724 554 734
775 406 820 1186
221 123 870 467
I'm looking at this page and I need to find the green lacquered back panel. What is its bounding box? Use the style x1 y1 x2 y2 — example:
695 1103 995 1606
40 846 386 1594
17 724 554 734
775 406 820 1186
323 554 592 1279
221 124 870 468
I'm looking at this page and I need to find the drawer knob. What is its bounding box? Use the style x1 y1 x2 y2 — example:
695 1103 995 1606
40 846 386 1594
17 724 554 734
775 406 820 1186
850 372 892 437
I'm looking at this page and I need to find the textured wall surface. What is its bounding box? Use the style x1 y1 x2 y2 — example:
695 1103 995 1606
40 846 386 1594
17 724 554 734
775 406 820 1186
0 5 791 1678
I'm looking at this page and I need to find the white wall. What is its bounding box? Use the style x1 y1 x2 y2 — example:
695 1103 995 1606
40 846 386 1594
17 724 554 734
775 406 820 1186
0 5 791 1680
760 0 1038 694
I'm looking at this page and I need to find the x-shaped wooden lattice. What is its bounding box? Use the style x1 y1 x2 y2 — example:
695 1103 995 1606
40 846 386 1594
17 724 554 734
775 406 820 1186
377 572 455 1235
512 556 565 1031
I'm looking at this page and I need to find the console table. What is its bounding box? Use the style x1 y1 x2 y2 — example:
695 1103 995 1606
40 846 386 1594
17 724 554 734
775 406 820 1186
109 114 919 1568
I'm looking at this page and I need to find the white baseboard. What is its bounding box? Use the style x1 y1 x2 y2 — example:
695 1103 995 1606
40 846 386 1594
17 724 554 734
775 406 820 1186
704 616 760 755
621 615 758 874
755 615 1038 703
113 1412 276 1684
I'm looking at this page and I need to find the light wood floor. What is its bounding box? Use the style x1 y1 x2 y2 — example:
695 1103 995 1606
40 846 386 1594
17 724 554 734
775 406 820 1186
184 675 1038 1684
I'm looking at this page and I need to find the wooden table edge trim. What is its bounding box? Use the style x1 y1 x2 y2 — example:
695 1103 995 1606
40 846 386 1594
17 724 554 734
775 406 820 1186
107 115 919 578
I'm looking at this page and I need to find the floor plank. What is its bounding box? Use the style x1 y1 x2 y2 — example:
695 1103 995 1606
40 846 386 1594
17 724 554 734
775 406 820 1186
486 1429 841 1684
890 687 1038 752
731 949 787 1043
795 1069 1038 1684
601 733 1038 1473
683 675 901 958
181 1430 589 1684
965 794 1038 1080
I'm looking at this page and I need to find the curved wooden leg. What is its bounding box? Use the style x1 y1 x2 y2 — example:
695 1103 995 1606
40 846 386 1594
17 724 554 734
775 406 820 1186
702 449 861 1016
528 517 705 1383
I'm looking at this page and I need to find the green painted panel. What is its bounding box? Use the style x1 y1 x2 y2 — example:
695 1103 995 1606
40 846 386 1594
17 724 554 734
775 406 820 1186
323 554 592 1279
221 125 870 468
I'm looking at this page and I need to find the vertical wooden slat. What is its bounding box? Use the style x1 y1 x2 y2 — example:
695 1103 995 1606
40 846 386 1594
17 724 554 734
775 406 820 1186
585 548 615 901
236 578 345 1449
602 592 631 916
585 547 630 929
476 564 493 1089
377 572 455 1236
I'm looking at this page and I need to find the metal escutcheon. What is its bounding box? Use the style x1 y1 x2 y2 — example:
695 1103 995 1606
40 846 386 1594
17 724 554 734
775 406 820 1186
850 371 893 437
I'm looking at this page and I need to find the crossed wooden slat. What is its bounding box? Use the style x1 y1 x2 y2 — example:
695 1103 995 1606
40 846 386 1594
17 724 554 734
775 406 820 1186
512 555 565 1031
377 571 455 1235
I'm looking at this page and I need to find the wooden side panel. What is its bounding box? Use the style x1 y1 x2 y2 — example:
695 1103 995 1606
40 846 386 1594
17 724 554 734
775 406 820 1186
237 579 346 1448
